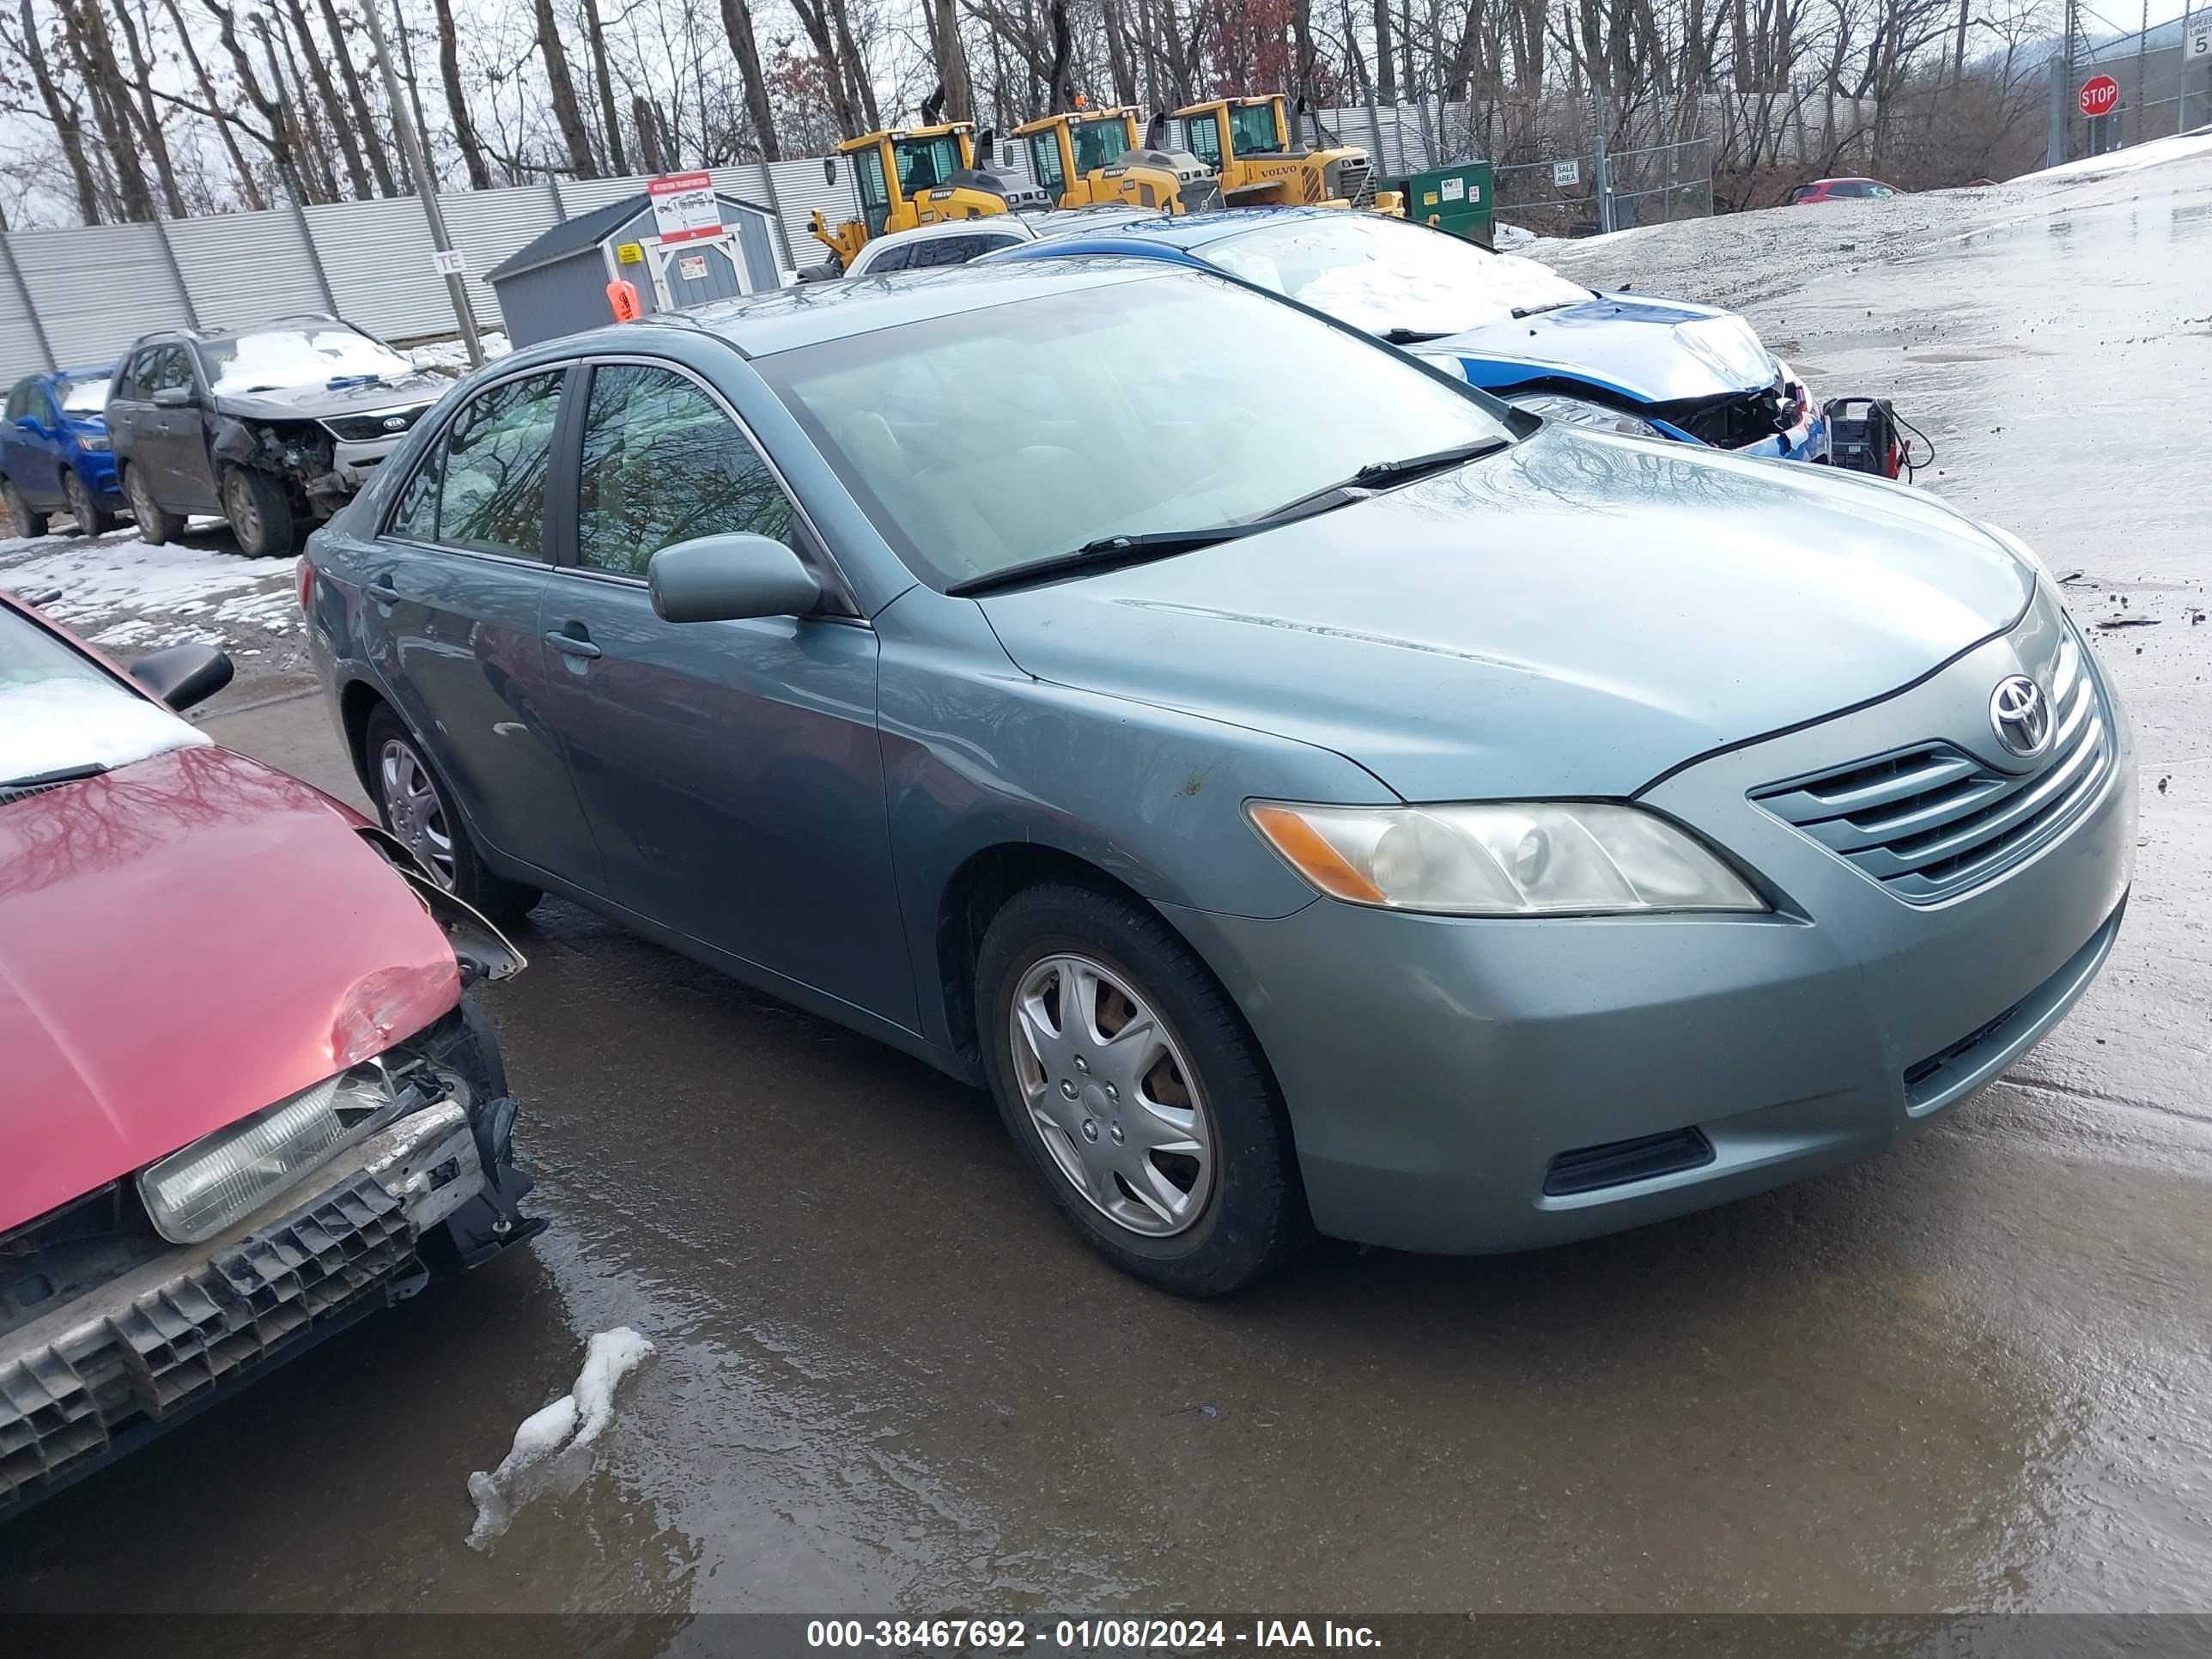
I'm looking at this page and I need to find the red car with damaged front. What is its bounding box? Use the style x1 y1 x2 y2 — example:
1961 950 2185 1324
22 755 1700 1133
0 592 539 1518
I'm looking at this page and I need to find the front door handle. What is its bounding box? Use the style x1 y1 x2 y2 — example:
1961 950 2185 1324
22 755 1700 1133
545 627 602 660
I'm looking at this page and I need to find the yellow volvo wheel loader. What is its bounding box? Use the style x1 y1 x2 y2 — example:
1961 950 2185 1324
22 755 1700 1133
1169 95 1401 214
809 123 1049 271
1011 107 1224 214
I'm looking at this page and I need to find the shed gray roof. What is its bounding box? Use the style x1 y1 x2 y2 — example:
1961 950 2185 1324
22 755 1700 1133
486 191 775 283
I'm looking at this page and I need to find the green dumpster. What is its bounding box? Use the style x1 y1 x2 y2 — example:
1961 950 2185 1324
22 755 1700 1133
1382 160 1495 245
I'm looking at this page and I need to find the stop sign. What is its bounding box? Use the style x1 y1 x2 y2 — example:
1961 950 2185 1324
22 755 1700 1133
2079 74 2120 118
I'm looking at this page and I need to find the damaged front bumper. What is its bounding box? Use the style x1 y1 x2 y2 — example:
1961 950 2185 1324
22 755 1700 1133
0 1091 539 1518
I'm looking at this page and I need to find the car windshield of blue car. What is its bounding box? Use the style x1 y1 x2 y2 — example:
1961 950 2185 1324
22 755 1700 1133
758 271 1516 591
202 325 414 395
60 375 108 414
1201 215 1592 340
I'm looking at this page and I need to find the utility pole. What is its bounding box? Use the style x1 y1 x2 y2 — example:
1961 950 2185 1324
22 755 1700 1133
357 0 483 365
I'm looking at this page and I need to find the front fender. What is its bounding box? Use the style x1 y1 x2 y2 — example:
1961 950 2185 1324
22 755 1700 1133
875 588 1390 1052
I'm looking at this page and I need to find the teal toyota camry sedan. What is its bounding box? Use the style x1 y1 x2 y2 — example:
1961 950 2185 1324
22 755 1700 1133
302 258 2133 1295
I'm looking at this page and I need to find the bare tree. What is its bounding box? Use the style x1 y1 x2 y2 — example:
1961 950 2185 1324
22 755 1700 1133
714 0 782 158
534 0 602 174
13 0 102 222
428 0 494 187
580 0 630 172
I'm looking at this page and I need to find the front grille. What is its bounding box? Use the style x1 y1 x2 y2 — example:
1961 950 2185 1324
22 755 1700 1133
321 404 428 443
1753 626 2112 903
0 1171 416 1513
1651 374 1794 449
1544 1127 1716 1196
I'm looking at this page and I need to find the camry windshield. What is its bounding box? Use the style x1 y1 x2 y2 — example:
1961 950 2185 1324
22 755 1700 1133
0 605 204 786
758 272 1513 590
202 325 414 395
60 375 108 414
1201 216 1592 339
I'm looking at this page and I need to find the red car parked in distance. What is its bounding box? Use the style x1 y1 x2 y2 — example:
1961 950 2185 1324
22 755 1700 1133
1787 177 1905 204
0 590 540 1517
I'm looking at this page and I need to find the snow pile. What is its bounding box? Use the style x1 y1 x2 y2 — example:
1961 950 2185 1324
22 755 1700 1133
465 1327 653 1549
0 675 209 784
0 531 296 650
409 331 513 374
2025 127 2212 185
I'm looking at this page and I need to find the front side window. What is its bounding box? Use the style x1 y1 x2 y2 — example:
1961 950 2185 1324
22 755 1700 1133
863 243 913 276
391 370 563 556
1182 115 1221 167
758 270 1513 592
150 349 197 395
574 363 795 578
1071 118 1130 175
1227 104 1282 156
1201 214 1591 338
1028 131 1066 194
200 323 413 396
3 381 29 422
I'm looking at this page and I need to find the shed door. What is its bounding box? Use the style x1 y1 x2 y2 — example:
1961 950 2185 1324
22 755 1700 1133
645 233 750 310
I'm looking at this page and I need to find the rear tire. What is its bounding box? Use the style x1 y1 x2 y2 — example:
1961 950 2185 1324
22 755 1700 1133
221 464 300 558
3 479 48 539
124 465 179 544
975 882 1312 1296
63 470 118 536
363 702 542 924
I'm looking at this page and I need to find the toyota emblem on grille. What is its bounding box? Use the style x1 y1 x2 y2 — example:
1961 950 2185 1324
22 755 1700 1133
1990 675 2051 758
381 415 408 431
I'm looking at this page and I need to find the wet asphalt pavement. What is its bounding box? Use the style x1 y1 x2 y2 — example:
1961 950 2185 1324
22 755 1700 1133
3 154 2209 1619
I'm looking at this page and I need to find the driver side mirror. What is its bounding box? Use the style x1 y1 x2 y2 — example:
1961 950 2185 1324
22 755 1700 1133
823 155 839 186
13 416 42 435
152 385 196 409
648 533 821 623
129 642 234 711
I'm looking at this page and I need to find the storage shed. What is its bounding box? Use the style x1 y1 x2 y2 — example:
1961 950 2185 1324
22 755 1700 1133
484 190 784 346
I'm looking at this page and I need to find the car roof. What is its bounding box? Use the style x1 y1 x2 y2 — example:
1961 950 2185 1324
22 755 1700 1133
1015 204 1367 254
627 257 1181 358
859 205 1176 256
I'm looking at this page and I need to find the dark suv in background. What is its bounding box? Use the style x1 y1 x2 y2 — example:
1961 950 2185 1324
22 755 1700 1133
106 314 452 557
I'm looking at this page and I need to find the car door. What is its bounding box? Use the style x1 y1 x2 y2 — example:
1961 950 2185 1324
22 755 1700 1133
105 351 155 483
2 380 60 505
144 347 221 512
364 365 604 888
534 355 915 1027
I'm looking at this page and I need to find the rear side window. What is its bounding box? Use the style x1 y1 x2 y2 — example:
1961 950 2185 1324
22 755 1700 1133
573 362 795 577
388 370 564 556
864 243 913 275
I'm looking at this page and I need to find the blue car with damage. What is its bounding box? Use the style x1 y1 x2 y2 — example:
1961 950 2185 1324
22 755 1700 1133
302 259 2128 1297
992 206 1831 461
2 366 123 538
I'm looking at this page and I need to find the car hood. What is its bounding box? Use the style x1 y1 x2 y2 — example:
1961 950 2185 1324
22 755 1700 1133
0 744 459 1236
1433 295 1778 402
214 370 450 422
975 429 2033 803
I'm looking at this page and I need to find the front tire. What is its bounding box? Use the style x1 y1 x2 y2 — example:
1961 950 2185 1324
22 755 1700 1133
124 465 179 544
976 882 1311 1296
363 702 542 924
63 470 118 535
3 479 48 538
221 464 299 557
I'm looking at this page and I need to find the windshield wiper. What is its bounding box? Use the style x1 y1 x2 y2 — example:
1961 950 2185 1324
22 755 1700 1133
2 761 107 791
945 527 1257 598
1253 436 1514 525
1510 301 1581 320
1382 326 1452 344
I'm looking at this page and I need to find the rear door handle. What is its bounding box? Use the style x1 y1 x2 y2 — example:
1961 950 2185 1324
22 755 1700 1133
368 572 400 608
545 627 602 659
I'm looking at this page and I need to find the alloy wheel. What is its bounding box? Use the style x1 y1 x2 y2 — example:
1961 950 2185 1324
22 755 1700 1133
223 471 262 547
1007 952 1217 1237
65 473 96 532
378 738 457 890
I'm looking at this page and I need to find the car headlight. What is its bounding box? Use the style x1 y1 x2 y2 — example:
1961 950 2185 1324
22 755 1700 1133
1504 392 1666 439
1981 520 2055 586
1248 800 1766 917
138 1066 404 1243
76 433 110 451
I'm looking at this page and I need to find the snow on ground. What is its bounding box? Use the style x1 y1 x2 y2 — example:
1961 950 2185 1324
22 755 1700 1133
465 1328 653 1549
408 331 512 373
0 525 300 665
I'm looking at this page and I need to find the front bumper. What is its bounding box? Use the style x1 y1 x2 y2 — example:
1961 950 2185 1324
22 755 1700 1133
1168 617 2136 1255
0 1097 536 1516
326 434 409 494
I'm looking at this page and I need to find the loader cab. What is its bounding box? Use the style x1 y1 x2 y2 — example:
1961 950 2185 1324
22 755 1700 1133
847 125 976 236
1180 98 1291 167
1018 110 1139 202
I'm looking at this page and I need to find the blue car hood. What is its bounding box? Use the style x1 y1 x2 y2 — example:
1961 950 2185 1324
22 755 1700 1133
975 430 2033 801
1435 295 1778 403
